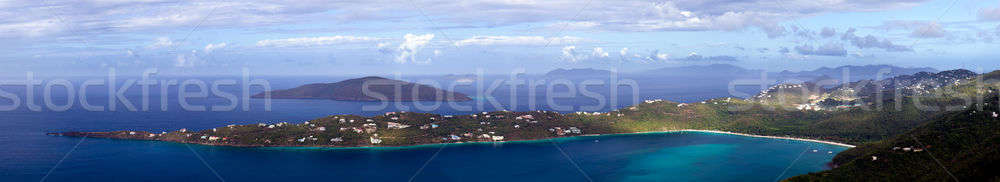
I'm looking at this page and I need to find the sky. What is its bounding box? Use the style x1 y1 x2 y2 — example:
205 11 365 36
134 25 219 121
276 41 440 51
2 0 1000 76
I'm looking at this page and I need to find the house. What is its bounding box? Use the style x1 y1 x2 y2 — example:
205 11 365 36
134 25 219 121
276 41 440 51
208 136 220 141
449 135 461 140
296 138 306 142
315 127 326 131
129 131 136 135
491 135 505 141
431 124 439 129
268 125 275 129
568 127 582 134
387 122 411 129
148 133 157 137
369 137 382 144
993 112 998 118
330 137 344 142
179 128 187 133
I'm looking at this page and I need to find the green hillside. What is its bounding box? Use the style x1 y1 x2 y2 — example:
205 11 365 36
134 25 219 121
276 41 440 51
787 90 1000 181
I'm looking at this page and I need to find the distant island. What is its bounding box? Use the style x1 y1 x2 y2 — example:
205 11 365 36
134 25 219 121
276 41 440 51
51 69 1000 181
252 76 472 102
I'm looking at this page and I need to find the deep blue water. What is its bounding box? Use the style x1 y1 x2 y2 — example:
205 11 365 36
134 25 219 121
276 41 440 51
0 76 843 181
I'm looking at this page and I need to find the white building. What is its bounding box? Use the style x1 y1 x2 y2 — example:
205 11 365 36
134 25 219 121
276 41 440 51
387 122 411 129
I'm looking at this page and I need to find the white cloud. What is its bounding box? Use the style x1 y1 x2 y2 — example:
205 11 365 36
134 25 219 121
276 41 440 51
841 28 912 52
256 36 381 47
147 37 177 49
619 47 628 56
453 36 583 46
0 18 62 37
658 52 670 60
561 46 579 62
174 51 198 67
636 50 670 63
561 46 614 62
794 43 847 57
591 47 609 58
0 0 931 39
395 33 434 64
204 42 227 52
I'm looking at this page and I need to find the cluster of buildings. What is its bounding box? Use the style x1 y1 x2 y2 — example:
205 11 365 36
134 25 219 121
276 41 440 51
475 133 505 141
387 122 411 129
892 146 925 152
296 135 319 142
419 123 439 130
549 127 582 136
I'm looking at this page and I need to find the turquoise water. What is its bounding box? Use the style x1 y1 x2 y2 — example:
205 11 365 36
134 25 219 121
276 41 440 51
0 77 842 181
3 131 845 182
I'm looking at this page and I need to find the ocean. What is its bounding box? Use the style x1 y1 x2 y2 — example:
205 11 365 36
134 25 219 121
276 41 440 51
0 75 843 181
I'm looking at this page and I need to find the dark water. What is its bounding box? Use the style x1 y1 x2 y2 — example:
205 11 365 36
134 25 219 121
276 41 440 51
0 76 842 181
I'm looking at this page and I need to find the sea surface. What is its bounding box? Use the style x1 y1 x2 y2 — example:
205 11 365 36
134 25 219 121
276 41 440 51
0 76 844 181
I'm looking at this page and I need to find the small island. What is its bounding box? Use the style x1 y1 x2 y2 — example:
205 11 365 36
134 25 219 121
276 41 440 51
252 76 472 102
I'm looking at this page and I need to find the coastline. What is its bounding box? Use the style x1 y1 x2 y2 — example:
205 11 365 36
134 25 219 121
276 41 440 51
668 130 856 148
75 129 855 150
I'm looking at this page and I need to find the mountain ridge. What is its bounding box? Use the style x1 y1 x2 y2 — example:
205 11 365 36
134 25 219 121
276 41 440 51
252 76 472 101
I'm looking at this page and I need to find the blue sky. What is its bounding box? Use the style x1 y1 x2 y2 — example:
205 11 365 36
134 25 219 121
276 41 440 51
2 0 1000 76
